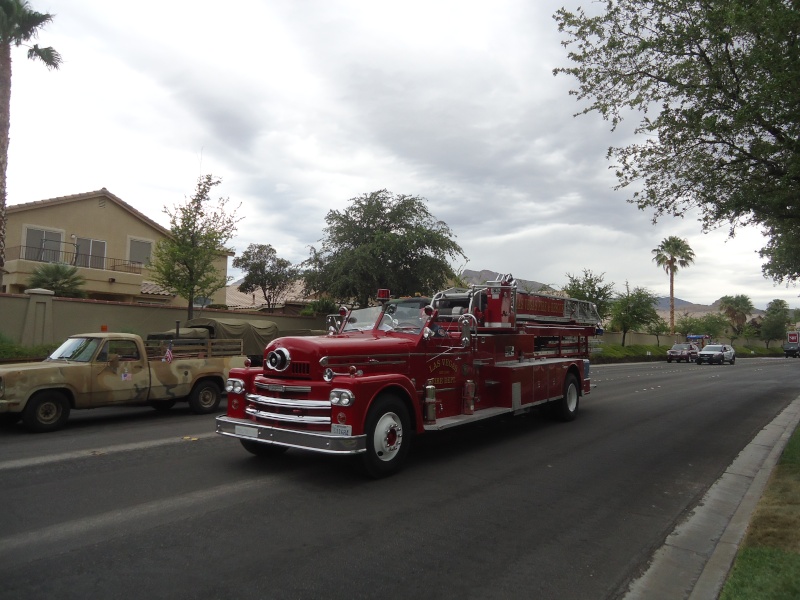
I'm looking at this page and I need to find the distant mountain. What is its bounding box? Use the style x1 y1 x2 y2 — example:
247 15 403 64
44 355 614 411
461 269 549 292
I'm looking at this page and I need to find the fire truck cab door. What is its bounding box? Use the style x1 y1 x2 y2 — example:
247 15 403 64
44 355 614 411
423 336 470 418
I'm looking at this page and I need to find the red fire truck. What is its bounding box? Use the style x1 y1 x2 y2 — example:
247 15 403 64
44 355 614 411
216 274 601 477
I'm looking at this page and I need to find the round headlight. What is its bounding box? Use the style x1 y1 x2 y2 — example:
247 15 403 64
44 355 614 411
226 379 245 394
330 389 355 406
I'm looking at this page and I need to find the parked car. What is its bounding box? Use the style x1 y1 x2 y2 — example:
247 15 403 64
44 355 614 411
696 344 736 365
667 343 700 363
783 342 800 358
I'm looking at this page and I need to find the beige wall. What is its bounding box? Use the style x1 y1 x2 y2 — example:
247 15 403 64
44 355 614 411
601 331 771 349
0 292 326 347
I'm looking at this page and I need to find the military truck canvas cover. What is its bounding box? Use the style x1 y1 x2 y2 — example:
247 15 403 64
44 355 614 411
181 318 279 357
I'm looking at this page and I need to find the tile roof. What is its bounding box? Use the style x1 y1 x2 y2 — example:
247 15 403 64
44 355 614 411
8 188 172 237
141 281 173 296
226 279 310 309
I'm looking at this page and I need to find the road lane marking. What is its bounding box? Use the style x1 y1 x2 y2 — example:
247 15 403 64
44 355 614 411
0 432 218 472
0 478 272 566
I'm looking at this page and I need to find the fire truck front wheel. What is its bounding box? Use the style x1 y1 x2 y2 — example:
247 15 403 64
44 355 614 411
362 394 411 478
551 373 580 422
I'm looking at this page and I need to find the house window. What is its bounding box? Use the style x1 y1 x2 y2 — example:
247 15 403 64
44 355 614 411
24 228 62 262
129 239 152 266
75 238 107 269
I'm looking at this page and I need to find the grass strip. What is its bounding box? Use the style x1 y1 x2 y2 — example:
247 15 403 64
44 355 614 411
719 425 800 599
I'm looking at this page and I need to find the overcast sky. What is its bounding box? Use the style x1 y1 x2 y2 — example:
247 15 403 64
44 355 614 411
7 0 798 310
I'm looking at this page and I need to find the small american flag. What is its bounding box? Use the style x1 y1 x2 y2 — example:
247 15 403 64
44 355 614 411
163 342 174 363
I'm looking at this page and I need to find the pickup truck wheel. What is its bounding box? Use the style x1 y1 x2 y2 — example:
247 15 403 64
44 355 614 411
362 394 411 478
551 373 579 422
188 380 221 414
23 391 70 433
240 439 288 457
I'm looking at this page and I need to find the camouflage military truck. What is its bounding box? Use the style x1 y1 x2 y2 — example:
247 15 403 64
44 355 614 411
0 332 246 433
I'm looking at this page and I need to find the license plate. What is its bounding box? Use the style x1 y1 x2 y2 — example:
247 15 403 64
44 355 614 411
331 424 352 436
235 425 258 438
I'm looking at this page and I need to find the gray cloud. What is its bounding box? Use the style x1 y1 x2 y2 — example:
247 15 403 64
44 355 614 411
5 0 796 310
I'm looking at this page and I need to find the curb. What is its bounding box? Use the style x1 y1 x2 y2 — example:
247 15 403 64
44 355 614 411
623 393 800 599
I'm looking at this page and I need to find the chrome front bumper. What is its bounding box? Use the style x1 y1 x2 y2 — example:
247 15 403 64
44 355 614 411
215 415 366 455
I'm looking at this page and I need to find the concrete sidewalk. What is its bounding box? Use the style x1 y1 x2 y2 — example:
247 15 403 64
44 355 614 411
623 393 800 599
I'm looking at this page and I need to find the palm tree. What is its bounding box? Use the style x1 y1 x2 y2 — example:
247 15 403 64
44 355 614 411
652 236 695 335
719 294 755 339
27 263 86 297
0 1 61 291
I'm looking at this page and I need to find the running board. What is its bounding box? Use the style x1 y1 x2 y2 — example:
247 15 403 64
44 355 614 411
422 407 513 431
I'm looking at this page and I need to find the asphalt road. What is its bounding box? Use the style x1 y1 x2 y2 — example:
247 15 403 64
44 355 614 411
1 357 798 600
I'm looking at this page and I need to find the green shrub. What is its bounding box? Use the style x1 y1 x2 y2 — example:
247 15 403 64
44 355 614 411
0 333 58 360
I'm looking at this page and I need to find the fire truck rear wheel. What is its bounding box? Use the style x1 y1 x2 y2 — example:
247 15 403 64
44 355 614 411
188 380 222 414
240 439 288 457
362 394 411 478
552 374 579 422
22 391 71 433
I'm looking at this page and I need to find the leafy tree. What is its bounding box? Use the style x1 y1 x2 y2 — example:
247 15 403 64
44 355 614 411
699 313 730 342
0 1 61 291
562 268 615 321
760 299 791 348
232 244 298 313
608 281 659 346
645 316 670 347
303 190 466 307
718 294 755 340
27 263 85 298
675 312 704 337
150 175 240 320
554 1 800 283
300 297 339 317
651 237 695 335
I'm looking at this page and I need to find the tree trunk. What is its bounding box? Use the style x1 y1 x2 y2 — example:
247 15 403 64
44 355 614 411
669 269 675 334
0 42 12 292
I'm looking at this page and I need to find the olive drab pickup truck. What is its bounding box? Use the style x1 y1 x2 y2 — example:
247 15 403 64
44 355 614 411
0 332 246 432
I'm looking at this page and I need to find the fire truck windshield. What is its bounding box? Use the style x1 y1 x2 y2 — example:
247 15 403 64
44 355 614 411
341 302 426 334
342 306 384 332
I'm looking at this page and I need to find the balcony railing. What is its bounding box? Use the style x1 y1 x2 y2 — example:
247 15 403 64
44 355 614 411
5 245 144 275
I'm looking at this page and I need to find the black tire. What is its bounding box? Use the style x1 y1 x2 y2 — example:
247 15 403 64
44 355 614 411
696 359 702 365
361 394 411 478
667 358 672 363
729 356 735 365
22 391 70 433
149 400 177 411
551 373 580 422
188 380 221 414
240 439 288 457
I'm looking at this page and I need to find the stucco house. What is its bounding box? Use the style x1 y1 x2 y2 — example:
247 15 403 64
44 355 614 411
3 188 230 307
